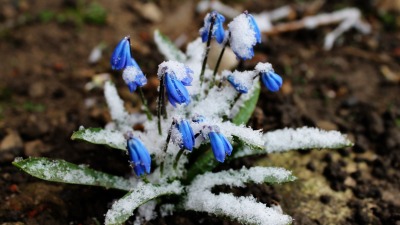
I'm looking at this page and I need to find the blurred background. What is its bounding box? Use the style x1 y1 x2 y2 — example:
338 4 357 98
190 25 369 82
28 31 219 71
0 0 399 224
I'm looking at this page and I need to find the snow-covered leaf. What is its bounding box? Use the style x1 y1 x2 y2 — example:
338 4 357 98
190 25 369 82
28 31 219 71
265 127 354 153
154 30 187 62
13 157 132 191
71 127 126 151
232 78 261 125
185 167 295 225
105 181 183 225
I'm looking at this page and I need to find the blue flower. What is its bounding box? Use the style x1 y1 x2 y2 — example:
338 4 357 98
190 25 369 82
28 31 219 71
247 13 261 44
208 129 233 163
122 62 147 92
261 71 283 92
200 11 226 44
164 73 191 107
110 36 132 70
176 119 195 151
158 61 193 107
228 12 261 60
227 75 248 93
127 136 151 176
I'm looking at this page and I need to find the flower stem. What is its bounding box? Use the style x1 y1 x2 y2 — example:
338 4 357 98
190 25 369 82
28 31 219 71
212 32 230 81
173 149 184 170
199 14 216 87
138 87 153 121
160 121 175 176
157 76 165 135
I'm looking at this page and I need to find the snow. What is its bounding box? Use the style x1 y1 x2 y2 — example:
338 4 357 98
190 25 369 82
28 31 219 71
122 66 145 85
228 13 257 60
225 70 256 91
78 127 127 150
255 62 273 73
191 85 236 117
157 60 192 81
104 81 129 124
264 127 353 153
105 181 183 225
185 167 293 225
18 158 133 191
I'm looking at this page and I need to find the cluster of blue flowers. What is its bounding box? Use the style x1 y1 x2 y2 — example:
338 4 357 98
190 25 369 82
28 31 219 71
109 10 284 176
110 36 147 92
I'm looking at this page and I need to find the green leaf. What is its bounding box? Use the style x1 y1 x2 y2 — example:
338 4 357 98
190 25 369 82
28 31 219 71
71 127 126 151
232 82 260 125
154 30 187 62
185 148 216 183
13 157 132 191
105 181 182 225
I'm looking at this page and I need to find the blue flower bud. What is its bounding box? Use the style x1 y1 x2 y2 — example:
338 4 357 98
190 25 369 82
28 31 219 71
200 11 226 44
227 75 249 93
261 71 283 92
208 129 233 163
247 13 261 44
164 73 191 107
176 119 195 151
110 36 132 70
122 63 147 92
127 136 151 176
228 12 261 60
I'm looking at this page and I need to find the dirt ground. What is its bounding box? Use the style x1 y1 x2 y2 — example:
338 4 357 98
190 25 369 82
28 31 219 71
0 0 399 224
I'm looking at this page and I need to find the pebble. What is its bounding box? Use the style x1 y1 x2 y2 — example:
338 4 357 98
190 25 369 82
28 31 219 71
28 82 46 98
133 2 163 23
0 130 23 163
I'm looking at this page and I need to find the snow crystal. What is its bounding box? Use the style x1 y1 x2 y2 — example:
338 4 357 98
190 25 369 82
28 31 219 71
264 126 353 153
185 167 293 225
228 13 257 60
105 181 183 225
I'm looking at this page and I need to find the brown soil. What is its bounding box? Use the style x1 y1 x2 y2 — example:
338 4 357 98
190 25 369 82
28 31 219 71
0 0 399 224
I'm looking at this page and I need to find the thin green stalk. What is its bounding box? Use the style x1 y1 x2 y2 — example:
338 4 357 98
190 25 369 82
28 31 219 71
173 149 185 170
138 87 153 121
157 76 165 135
160 121 175 176
212 32 230 86
199 14 216 87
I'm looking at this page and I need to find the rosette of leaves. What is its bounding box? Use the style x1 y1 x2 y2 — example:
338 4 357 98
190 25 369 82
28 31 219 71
13 30 352 225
